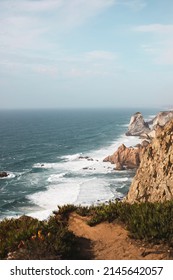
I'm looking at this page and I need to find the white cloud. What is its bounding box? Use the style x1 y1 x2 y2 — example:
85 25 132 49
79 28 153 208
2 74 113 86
119 0 146 11
0 0 122 80
86 51 117 60
0 0 117 55
134 24 173 65
134 24 173 33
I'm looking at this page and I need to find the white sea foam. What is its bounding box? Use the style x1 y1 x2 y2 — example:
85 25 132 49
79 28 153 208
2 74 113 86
145 114 156 122
60 153 82 161
28 182 80 210
121 124 129 127
111 177 129 182
27 133 139 219
47 173 66 183
33 163 60 169
27 177 118 220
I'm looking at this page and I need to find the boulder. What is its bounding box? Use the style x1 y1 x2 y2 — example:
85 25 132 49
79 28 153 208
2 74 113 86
0 171 8 178
125 119 173 203
126 112 150 136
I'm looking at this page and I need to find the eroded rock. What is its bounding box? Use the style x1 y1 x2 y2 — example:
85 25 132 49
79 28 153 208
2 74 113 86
125 119 173 203
103 143 147 170
126 112 150 136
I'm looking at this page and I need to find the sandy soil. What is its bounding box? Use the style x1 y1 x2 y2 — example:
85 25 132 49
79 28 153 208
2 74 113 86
68 213 171 260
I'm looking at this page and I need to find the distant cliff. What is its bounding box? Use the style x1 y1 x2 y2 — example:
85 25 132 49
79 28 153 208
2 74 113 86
125 119 173 203
126 110 173 138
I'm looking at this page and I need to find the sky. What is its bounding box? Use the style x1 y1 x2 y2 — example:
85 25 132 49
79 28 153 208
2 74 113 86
0 0 173 109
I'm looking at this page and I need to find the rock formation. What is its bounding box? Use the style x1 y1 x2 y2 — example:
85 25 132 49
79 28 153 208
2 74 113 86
150 111 173 127
0 171 8 178
125 119 173 203
126 112 150 136
126 110 173 139
103 141 149 170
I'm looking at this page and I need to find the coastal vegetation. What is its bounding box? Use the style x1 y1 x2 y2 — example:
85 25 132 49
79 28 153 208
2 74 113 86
0 200 173 260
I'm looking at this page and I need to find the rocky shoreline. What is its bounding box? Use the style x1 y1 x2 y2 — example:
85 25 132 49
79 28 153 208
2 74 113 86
104 110 173 203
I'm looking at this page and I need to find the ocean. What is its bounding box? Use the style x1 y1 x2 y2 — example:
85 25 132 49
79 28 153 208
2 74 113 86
0 108 158 220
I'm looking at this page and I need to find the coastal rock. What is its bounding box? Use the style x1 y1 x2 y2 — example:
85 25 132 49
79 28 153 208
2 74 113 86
0 171 8 178
103 143 148 170
126 112 150 136
125 119 173 203
146 111 173 139
79 156 94 161
150 111 173 128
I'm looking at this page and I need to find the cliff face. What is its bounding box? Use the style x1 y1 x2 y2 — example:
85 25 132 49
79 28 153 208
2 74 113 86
125 119 173 203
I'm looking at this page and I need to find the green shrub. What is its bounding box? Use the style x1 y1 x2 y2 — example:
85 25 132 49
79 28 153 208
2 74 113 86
0 212 83 260
86 200 173 243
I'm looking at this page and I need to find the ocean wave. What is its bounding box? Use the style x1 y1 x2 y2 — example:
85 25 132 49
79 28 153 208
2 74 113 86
111 177 129 182
33 163 60 169
47 173 66 183
60 153 82 161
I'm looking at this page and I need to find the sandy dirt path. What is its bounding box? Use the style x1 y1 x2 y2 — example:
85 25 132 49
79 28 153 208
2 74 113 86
68 213 170 260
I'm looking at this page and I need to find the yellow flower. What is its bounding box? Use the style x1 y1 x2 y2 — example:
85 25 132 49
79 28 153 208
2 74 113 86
38 230 44 241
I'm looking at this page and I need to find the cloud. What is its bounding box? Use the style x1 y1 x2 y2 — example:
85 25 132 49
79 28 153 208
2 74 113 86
134 24 173 65
0 0 117 55
134 24 173 33
85 51 117 60
118 0 146 11
0 49 119 79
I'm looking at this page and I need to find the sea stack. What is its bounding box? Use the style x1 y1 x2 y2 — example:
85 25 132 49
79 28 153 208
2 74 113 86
126 112 150 136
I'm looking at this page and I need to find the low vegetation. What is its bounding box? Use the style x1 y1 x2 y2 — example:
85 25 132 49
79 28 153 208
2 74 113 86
0 212 82 260
85 201 173 243
0 200 173 259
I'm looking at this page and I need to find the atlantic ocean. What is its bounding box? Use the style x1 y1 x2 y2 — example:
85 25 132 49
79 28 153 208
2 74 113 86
0 108 159 220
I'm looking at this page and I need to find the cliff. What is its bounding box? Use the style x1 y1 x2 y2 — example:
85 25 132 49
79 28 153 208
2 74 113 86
125 119 173 203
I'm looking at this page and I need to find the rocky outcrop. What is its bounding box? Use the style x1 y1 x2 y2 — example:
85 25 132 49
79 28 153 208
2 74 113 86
103 141 149 170
150 111 173 128
126 110 173 139
0 171 8 178
125 119 173 203
126 112 150 136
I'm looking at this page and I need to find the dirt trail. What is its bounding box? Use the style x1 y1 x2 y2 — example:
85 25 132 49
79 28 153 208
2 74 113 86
68 213 169 260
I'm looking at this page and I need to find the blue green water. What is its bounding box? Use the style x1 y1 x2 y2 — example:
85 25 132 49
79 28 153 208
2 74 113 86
0 108 158 220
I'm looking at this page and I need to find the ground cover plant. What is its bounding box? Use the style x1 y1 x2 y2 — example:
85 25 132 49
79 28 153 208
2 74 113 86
0 200 173 259
0 211 82 260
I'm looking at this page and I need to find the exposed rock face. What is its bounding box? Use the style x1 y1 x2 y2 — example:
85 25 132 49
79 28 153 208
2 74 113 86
125 119 173 203
126 112 150 136
0 171 8 178
103 142 149 170
150 111 173 127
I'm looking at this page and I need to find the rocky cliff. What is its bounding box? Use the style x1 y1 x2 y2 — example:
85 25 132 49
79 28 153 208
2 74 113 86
125 119 173 203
